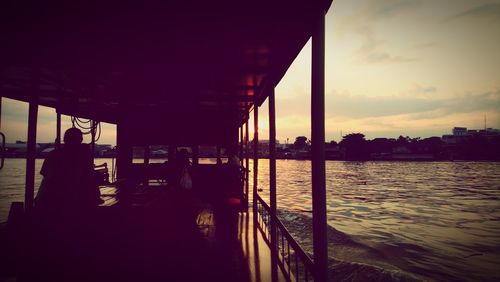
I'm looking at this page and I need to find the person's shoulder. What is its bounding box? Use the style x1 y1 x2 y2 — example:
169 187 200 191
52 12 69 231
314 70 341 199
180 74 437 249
45 148 62 159
77 143 91 152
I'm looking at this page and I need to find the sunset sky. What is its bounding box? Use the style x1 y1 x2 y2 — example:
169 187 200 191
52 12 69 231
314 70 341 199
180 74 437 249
2 0 500 145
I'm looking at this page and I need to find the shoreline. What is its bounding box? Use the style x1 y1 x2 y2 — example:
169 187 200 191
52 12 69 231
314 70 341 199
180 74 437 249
2 156 499 162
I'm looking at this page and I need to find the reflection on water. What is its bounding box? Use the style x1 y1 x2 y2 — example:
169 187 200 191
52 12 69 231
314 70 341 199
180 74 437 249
1 159 499 281
252 160 500 281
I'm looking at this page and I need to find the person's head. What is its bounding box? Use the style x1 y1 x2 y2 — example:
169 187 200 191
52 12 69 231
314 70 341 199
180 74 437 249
64 128 83 146
226 147 236 157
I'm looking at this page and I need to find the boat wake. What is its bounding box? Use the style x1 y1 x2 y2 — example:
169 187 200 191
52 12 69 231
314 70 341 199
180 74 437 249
277 210 423 281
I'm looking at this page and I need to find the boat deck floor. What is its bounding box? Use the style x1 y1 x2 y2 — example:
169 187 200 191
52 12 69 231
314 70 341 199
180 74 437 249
9 185 285 282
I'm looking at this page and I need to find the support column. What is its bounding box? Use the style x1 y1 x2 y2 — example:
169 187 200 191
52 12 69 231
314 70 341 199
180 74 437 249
191 145 199 165
216 146 222 164
144 145 150 164
0 97 4 170
268 88 278 281
25 78 39 214
252 105 259 214
239 125 244 167
311 2 328 281
245 118 250 208
116 122 132 180
143 145 150 186
91 120 96 161
55 110 61 149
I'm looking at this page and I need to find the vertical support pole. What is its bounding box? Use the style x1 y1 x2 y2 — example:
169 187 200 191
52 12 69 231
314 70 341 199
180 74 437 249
252 105 259 215
0 97 3 169
245 117 250 209
25 72 39 215
116 122 124 179
144 145 150 164
239 125 244 167
91 120 96 161
143 145 150 186
311 2 328 281
192 145 199 165
55 110 61 149
216 146 222 164
269 88 278 281
116 122 132 180
0 97 2 129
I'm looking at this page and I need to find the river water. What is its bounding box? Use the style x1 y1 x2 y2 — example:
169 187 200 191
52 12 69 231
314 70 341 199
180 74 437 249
1 159 499 281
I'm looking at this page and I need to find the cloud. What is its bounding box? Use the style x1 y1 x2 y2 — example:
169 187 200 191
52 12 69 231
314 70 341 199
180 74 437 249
414 85 437 94
404 84 438 98
275 84 499 141
326 92 442 119
352 24 416 64
360 51 416 64
325 89 500 120
367 0 423 20
2 98 28 121
446 90 500 114
2 119 28 143
411 41 437 50
333 1 421 65
326 109 500 141
336 0 423 33
449 3 500 22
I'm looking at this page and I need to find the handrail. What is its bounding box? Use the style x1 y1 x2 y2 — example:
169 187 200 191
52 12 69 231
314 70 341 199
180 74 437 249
255 194 315 282
0 132 5 169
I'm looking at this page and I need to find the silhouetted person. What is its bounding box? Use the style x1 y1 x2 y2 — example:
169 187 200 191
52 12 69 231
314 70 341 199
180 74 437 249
222 148 243 201
172 148 191 189
25 128 102 282
35 128 101 218
226 148 241 167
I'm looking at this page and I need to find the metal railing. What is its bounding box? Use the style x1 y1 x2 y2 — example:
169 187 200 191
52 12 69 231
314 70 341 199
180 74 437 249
255 194 315 282
0 132 5 169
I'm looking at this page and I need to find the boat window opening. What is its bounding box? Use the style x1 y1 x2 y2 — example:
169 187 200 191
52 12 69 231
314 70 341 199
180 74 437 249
132 146 145 163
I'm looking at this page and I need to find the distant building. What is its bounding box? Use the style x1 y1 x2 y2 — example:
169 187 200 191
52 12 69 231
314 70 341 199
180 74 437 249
452 127 467 136
467 129 478 135
443 127 500 144
482 128 500 135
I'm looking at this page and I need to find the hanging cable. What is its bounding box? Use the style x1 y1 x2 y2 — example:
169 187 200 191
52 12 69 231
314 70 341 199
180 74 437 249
71 116 101 142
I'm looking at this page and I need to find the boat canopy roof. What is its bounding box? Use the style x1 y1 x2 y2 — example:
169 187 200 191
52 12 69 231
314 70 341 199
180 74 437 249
1 0 331 144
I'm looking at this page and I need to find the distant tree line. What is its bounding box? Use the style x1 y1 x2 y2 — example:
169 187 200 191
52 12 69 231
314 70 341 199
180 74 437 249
287 133 500 161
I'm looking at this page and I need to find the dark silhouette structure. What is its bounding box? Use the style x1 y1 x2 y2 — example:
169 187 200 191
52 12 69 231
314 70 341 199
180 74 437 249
1 1 332 281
